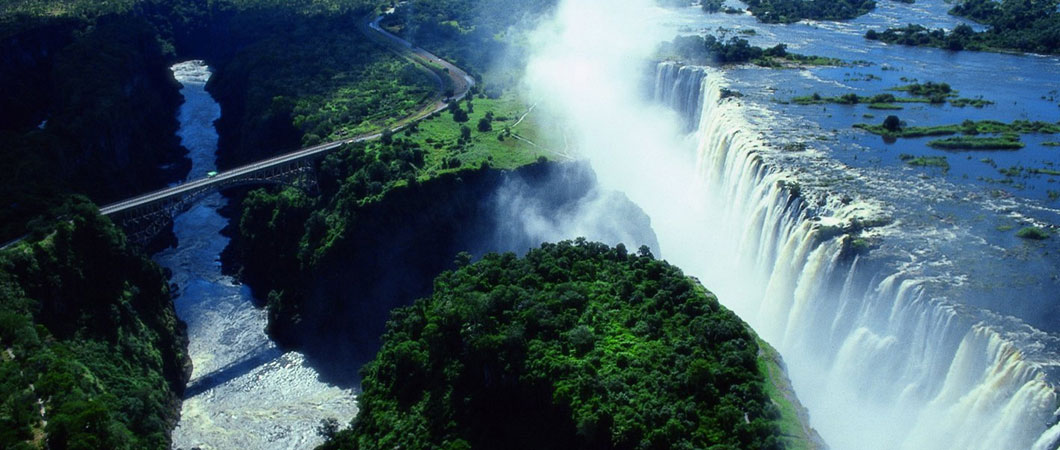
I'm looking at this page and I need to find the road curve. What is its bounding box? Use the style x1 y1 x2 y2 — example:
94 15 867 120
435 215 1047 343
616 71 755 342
98 12 475 217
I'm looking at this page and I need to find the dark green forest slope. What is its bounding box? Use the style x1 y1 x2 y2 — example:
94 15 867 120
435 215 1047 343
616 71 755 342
0 0 437 240
0 13 186 241
197 1 437 169
0 199 189 449
228 147 591 350
318 240 816 449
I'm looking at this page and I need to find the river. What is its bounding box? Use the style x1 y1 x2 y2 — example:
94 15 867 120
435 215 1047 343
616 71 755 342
156 61 357 450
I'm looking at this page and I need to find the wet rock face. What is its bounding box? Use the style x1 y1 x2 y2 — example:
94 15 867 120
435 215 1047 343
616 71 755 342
254 161 660 378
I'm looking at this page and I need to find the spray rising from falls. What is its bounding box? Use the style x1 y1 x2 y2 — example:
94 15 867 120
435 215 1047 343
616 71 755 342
655 61 1060 450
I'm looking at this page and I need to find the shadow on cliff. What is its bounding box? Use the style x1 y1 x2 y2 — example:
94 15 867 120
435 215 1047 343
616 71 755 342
290 162 659 387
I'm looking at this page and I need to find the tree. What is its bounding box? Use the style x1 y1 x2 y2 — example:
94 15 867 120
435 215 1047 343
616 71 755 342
764 43 787 57
453 251 472 267
477 117 492 132
452 108 468 123
883 115 902 132
702 0 724 12
460 125 472 142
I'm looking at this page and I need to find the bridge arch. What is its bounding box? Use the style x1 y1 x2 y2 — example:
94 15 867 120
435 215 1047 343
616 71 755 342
108 158 318 246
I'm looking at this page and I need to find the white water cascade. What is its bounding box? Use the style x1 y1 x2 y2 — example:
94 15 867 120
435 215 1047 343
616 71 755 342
654 61 1060 450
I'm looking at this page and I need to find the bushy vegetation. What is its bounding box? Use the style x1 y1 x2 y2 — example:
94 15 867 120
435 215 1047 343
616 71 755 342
790 81 992 109
854 118 1060 139
899 154 949 170
208 10 435 167
234 141 426 339
742 0 876 23
319 240 802 450
0 197 188 449
233 98 553 342
1016 226 1050 240
659 35 844 66
865 0 1060 55
378 0 558 90
702 0 725 13
927 135 1025 150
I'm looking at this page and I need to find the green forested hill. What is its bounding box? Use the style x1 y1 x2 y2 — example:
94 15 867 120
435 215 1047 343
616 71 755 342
0 198 189 449
318 240 813 450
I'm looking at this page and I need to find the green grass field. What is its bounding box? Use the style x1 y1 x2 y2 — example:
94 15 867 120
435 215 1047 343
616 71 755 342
755 337 820 450
391 91 569 179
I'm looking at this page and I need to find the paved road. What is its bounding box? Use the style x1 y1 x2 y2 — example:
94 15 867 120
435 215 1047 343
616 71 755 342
98 13 474 217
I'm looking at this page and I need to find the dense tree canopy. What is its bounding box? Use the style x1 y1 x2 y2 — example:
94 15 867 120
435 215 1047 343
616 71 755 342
0 197 188 449
866 0 1060 54
320 240 791 450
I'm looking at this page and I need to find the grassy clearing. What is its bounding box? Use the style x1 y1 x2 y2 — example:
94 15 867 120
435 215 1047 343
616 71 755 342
756 337 820 450
1030 168 1060 176
855 123 960 137
893 97 932 103
854 120 1060 141
927 136 1025 150
899 154 950 170
791 81 994 109
394 91 563 178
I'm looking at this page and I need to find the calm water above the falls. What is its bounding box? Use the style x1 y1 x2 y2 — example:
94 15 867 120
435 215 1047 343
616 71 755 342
662 0 1060 337
635 1 1060 449
156 61 357 450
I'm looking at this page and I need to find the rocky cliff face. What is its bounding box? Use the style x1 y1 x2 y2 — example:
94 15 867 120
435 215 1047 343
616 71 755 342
0 20 76 131
226 161 659 379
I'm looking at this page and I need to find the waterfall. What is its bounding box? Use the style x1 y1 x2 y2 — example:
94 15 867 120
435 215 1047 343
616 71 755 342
655 62 1060 450
654 62 707 132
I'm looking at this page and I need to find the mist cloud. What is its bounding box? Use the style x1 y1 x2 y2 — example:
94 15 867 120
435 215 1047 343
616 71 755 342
521 0 716 268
